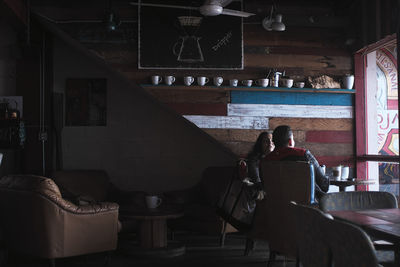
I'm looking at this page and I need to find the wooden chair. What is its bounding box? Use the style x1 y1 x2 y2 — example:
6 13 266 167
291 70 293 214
290 201 332 267
245 161 315 265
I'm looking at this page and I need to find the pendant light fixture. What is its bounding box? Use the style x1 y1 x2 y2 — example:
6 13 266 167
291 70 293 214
271 14 285 31
262 3 285 32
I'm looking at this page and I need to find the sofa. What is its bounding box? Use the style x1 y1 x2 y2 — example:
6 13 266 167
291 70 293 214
0 174 119 264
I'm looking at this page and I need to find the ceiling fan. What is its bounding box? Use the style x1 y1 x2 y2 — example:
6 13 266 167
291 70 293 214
130 0 255 18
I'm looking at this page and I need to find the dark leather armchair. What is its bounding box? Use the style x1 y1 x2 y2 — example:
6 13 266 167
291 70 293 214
320 191 398 251
0 174 119 265
290 201 331 267
323 212 379 266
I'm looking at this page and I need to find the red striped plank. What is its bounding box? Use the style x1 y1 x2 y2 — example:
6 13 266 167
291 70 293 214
306 131 353 143
315 156 355 168
166 103 227 116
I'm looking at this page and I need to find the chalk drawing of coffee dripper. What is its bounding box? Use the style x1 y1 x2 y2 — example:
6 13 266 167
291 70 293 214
172 16 204 63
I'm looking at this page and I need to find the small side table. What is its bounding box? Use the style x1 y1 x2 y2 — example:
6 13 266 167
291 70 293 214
330 178 375 192
118 204 185 258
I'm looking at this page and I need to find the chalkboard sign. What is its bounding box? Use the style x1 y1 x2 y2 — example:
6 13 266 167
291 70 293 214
139 0 243 69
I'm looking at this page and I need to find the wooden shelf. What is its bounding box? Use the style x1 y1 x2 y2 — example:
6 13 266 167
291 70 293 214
142 84 356 94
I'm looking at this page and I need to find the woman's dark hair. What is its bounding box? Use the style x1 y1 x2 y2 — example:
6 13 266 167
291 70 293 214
248 131 271 157
272 125 293 148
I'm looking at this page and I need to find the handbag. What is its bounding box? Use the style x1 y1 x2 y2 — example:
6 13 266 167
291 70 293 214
216 159 256 231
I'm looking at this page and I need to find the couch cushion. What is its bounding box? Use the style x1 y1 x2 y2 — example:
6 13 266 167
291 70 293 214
52 170 110 202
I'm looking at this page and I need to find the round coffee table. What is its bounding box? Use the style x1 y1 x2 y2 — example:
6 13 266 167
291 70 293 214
118 205 185 258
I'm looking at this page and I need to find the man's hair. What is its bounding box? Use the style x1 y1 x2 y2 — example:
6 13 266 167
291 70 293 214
272 125 293 148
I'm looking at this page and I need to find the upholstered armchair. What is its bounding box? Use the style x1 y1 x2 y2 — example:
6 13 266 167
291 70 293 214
320 191 398 252
245 161 315 264
0 174 119 266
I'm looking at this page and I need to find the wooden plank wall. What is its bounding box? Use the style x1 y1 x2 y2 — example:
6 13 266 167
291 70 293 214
66 1 355 167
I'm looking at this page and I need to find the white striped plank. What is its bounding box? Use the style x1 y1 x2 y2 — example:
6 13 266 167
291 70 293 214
227 104 353 119
183 115 269 129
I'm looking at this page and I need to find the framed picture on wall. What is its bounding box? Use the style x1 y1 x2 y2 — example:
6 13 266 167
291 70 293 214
138 0 244 69
65 78 107 126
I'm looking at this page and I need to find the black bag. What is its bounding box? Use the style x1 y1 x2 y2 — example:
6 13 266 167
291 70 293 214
216 160 256 232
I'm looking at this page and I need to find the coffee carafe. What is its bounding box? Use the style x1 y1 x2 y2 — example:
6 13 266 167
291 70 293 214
271 71 282 87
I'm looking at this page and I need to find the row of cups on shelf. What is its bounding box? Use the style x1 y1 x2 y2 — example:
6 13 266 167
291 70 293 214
151 75 305 88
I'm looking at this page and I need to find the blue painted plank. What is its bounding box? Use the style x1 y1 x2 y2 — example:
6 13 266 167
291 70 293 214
230 91 354 106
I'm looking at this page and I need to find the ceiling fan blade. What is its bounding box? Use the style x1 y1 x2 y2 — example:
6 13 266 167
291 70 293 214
221 8 255 17
130 2 199 11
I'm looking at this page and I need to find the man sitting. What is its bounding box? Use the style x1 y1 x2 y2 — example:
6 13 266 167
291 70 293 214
263 125 330 200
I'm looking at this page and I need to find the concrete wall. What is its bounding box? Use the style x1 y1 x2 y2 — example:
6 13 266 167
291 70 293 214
53 38 236 192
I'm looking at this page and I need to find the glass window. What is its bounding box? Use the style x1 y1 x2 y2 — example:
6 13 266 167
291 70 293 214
355 36 399 198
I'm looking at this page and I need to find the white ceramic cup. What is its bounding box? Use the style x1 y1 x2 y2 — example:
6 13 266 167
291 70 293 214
332 166 342 180
229 79 238 87
341 166 350 180
281 78 294 88
295 82 305 88
242 80 253 87
151 75 162 85
197 76 209 86
213 77 223 86
256 78 269 87
184 76 195 86
145 195 162 209
164 76 175 85
342 74 354 89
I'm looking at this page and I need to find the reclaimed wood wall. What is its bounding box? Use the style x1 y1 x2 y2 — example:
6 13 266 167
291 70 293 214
53 0 356 167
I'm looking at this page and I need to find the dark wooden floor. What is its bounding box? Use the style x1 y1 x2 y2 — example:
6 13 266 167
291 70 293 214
3 232 395 267
3 232 296 267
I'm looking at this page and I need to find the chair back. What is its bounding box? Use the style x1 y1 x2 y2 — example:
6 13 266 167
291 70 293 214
290 202 331 267
251 161 315 258
323 215 379 267
320 191 398 212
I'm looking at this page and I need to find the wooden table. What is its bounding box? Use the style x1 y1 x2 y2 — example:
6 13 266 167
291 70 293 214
329 178 375 192
119 204 185 258
329 208 400 264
